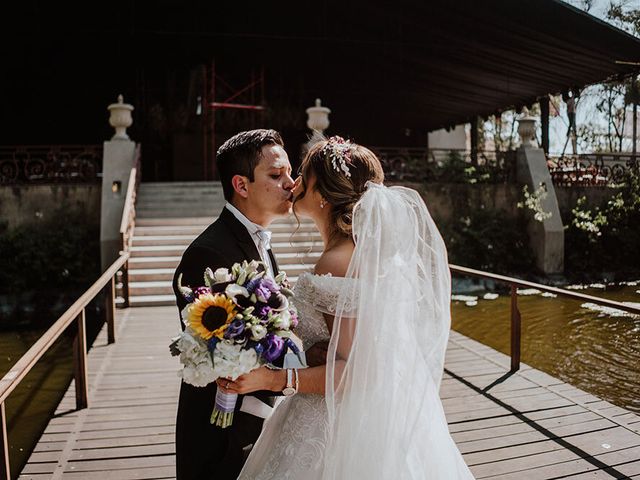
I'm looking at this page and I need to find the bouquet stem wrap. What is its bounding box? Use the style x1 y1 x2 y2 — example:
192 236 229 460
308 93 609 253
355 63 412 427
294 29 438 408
210 389 238 428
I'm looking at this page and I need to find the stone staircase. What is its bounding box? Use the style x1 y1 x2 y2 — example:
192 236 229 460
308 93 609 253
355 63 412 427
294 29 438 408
128 182 321 307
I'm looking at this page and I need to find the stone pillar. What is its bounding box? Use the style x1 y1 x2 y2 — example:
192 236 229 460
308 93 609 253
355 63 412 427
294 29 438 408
100 95 136 272
516 109 564 274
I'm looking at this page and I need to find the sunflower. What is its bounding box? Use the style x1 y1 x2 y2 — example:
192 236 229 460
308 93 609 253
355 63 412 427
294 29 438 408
185 293 237 340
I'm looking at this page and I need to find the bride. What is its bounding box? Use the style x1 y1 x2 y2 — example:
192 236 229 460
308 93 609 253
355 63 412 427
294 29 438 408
218 136 475 479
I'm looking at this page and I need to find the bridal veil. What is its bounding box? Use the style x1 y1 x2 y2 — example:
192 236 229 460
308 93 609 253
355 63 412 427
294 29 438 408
322 183 474 479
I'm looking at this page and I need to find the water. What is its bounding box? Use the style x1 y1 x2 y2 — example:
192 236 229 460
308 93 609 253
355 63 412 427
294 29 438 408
451 281 640 413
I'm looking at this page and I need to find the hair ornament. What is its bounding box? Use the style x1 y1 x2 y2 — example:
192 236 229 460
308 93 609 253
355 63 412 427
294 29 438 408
322 136 352 178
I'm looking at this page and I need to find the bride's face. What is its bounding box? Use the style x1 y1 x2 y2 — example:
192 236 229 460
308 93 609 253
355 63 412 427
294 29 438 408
292 172 323 219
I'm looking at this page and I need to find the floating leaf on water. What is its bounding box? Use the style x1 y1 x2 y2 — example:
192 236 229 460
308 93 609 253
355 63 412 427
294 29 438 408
465 300 478 307
580 302 640 319
541 292 557 298
452 295 478 302
483 293 499 300
517 288 541 296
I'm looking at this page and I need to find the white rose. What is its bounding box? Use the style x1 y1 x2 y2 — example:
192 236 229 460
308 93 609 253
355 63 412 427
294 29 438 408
225 283 249 299
272 310 291 330
250 324 267 341
213 268 232 283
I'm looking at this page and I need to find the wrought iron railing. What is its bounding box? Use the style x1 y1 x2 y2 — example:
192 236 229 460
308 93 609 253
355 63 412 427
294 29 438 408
0 253 129 480
547 153 639 187
373 147 516 183
0 145 102 185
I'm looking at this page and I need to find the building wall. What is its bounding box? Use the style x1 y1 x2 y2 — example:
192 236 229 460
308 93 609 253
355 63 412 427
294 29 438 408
0 185 101 230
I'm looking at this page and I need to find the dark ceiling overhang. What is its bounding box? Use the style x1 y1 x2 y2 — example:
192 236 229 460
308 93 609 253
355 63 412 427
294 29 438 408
3 0 640 141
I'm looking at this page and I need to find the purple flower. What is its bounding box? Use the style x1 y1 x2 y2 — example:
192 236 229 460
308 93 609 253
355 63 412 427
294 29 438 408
257 305 273 319
253 278 279 303
223 319 245 340
261 334 285 363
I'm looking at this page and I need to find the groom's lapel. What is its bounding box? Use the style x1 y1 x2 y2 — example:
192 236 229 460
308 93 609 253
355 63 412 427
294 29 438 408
219 207 262 262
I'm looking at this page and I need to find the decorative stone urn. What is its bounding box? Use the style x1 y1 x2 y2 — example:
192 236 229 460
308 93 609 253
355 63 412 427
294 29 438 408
517 107 537 147
108 95 134 140
306 98 331 132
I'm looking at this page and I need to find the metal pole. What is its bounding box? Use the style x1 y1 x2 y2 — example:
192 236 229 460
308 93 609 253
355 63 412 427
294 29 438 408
510 284 522 372
73 310 89 409
106 276 116 344
633 76 638 157
470 117 478 166
541 96 550 155
0 402 9 480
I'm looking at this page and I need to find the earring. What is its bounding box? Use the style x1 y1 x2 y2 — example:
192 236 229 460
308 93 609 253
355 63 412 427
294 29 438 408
320 198 326 209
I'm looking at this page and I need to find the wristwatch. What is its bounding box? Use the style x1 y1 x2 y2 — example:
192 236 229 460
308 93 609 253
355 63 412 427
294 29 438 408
282 368 298 396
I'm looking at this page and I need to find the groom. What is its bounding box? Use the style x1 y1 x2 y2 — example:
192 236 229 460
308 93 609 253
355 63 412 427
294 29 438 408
172 129 297 479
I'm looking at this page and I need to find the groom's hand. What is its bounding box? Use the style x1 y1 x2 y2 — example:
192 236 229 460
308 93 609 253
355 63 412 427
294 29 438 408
217 366 287 395
306 340 329 367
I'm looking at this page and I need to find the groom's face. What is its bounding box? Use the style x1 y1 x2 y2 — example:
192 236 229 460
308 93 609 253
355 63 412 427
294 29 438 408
245 144 295 221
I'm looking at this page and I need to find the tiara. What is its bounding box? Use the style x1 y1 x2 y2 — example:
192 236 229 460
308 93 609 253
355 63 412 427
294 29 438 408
322 136 352 178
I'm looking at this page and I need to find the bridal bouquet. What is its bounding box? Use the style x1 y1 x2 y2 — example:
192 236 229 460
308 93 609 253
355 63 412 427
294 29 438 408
170 260 300 428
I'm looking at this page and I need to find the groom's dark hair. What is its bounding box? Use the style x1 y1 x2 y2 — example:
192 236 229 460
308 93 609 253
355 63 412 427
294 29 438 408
216 129 285 201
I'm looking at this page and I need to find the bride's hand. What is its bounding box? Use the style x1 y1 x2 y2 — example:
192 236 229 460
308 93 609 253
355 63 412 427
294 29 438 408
216 366 286 394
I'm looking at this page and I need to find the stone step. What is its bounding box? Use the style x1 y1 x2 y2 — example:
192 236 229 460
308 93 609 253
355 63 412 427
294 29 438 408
130 244 323 258
130 281 173 296
129 256 182 269
131 231 322 246
129 294 177 307
133 226 207 236
139 181 223 189
129 268 175 282
134 216 316 229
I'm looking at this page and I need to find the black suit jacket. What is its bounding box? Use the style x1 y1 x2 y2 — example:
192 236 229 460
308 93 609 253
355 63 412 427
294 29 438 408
172 206 279 480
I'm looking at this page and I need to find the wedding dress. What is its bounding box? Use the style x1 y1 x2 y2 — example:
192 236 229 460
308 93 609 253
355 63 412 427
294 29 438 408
240 183 474 480
238 272 351 480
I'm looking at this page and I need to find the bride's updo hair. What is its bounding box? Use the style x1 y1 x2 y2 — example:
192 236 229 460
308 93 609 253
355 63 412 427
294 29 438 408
297 136 384 238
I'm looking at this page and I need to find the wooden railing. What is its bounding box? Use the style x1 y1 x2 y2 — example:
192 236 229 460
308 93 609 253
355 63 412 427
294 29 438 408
0 253 129 480
450 264 640 373
117 145 141 309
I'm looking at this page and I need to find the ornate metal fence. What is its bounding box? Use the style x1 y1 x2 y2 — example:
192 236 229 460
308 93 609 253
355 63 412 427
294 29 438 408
0 145 102 184
547 153 639 187
372 147 516 183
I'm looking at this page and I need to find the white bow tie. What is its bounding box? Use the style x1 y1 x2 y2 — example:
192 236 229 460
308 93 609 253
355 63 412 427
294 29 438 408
255 229 272 250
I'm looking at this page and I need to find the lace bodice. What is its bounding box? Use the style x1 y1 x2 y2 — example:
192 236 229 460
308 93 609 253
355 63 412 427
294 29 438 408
239 272 358 480
291 272 357 350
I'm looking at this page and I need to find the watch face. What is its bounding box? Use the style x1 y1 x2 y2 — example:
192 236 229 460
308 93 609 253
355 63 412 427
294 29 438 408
282 387 296 396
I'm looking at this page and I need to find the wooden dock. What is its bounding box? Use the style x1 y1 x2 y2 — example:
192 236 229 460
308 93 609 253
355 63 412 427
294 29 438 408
18 306 640 479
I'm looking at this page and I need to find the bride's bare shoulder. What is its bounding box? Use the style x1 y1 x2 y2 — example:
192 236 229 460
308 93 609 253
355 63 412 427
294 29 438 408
314 241 354 278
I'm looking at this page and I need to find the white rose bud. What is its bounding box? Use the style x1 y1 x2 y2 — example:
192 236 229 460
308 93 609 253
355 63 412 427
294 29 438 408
213 268 232 283
272 310 291 330
250 324 267 341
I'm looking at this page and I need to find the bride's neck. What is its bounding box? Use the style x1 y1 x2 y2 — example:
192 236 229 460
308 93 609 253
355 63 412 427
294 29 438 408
314 212 349 252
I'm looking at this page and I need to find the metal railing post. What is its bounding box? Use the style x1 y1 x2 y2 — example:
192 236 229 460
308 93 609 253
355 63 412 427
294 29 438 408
0 402 9 480
510 284 522 372
105 276 116 344
73 309 89 409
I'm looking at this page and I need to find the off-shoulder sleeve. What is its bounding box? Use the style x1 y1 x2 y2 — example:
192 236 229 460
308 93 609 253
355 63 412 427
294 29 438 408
293 273 359 315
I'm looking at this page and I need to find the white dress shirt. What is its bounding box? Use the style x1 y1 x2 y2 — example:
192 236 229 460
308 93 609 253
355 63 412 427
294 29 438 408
224 202 275 278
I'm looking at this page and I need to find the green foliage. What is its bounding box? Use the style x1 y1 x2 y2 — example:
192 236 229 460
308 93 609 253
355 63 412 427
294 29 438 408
565 171 640 277
0 207 100 294
439 206 536 274
433 152 507 184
